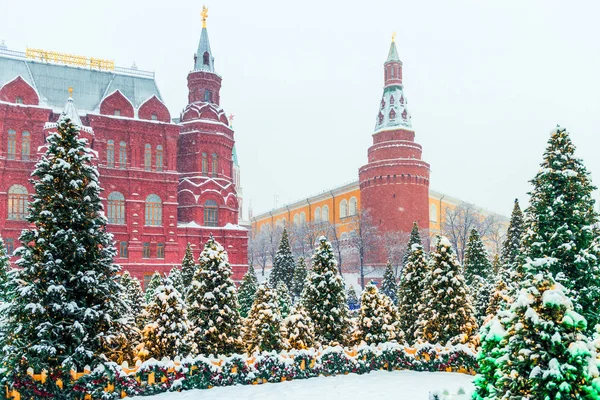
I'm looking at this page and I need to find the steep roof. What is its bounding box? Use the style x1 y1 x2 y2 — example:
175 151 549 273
387 40 400 63
0 49 163 114
194 27 215 72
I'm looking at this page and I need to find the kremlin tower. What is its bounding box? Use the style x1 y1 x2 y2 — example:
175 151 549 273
358 35 430 266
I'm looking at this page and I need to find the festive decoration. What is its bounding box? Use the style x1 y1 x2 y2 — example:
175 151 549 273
380 261 398 304
397 243 429 344
347 286 359 310
276 281 292 318
237 263 258 318
180 243 196 294
291 257 308 301
354 284 402 344
244 284 285 353
269 228 296 289
302 236 350 346
282 306 316 350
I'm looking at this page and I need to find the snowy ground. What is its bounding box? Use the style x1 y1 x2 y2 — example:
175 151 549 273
143 370 474 399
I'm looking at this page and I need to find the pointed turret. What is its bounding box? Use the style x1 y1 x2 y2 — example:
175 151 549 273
194 6 215 72
44 88 93 133
386 38 400 62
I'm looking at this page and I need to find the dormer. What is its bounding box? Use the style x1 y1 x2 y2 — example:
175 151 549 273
138 95 170 122
0 76 40 105
99 90 134 118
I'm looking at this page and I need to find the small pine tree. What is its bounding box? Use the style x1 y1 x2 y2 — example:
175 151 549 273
500 199 524 279
144 271 162 303
282 306 315 350
186 236 242 355
0 117 127 375
244 284 285 353
402 222 422 267
397 243 429 344
486 274 510 318
0 237 11 303
470 275 494 323
472 316 507 400
269 228 295 289
490 263 599 399
180 243 196 292
168 266 184 295
380 261 398 304
415 236 478 345
291 257 308 300
142 280 193 360
354 284 402 345
121 270 145 329
347 286 359 310
237 263 259 318
302 236 350 346
463 228 493 285
276 281 292 318
491 254 501 276
521 126 600 328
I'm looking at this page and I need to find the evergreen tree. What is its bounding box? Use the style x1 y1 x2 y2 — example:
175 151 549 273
237 263 258 318
180 243 196 292
485 273 511 318
291 257 308 300
186 236 242 355
168 266 184 294
120 270 145 329
472 316 508 400
491 253 501 276
0 117 127 375
347 286 359 310
380 261 398 304
520 126 600 327
354 284 402 345
402 222 422 267
397 243 429 344
302 236 350 346
269 228 295 289
144 271 162 303
415 236 478 345
282 306 315 350
500 198 524 275
490 263 599 399
244 284 285 353
0 237 11 303
463 228 492 285
276 281 292 318
142 281 193 360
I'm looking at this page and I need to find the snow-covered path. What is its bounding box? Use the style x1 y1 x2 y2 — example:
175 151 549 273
143 371 474 399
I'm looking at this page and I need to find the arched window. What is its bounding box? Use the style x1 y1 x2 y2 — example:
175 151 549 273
145 194 162 226
389 109 396 120
211 153 218 177
300 212 306 223
390 95 395 105
349 197 358 216
391 66 395 78
7 130 16 160
21 131 30 160
322 205 329 222
107 192 125 224
8 184 28 220
151 113 158 121
430 203 438 222
314 207 321 222
202 152 208 176
119 141 127 169
203 51 210 66
204 199 218 227
106 140 115 168
340 199 348 218
294 214 300 226
156 145 163 171
204 90 212 103
144 144 151 171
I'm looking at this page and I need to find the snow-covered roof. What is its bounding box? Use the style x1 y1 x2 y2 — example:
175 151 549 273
374 85 412 132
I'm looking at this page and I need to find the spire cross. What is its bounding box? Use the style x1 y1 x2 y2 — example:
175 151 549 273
68 87 73 97
201 5 209 29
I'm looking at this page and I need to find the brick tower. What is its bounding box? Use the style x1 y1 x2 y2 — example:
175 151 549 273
177 7 240 227
358 35 430 266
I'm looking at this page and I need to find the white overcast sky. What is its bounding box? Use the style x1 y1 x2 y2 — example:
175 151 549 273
3 0 600 218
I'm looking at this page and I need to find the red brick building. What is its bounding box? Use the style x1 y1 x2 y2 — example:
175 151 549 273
0 19 247 286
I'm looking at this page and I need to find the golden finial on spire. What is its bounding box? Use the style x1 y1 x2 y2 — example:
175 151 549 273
68 87 73 97
392 32 396 43
201 5 209 29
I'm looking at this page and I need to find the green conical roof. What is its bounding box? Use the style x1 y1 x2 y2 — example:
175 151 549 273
232 145 239 167
387 40 400 63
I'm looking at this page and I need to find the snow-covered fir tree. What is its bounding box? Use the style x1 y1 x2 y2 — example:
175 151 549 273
237 263 258 318
302 236 350 346
276 281 292 318
489 261 599 399
291 256 308 300
463 229 494 322
120 270 145 329
485 272 511 318
380 261 398 304
397 243 429 344
144 271 162 304
354 283 402 345
167 266 184 295
186 236 242 355
500 198 524 279
402 222 422 267
520 126 600 328
180 243 196 293
0 237 11 303
472 316 508 400
141 280 193 360
244 284 285 353
282 306 315 350
415 236 478 345
347 286 359 310
269 228 295 289
491 254 501 275
0 117 128 375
